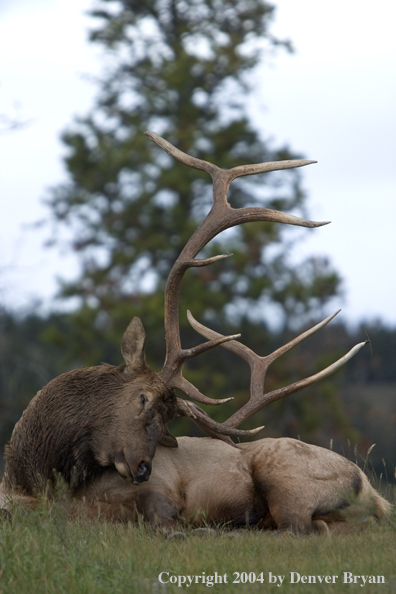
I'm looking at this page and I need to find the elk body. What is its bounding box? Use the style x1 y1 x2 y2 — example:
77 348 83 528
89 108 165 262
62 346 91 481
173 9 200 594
19 436 390 535
1 133 390 532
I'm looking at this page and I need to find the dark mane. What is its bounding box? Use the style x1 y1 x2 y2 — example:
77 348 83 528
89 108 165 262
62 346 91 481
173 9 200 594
4 364 131 493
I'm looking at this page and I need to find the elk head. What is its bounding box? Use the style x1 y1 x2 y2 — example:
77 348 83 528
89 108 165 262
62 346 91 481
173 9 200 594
92 316 178 484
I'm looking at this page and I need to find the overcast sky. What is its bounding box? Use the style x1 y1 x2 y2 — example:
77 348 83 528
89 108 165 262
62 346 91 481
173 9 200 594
0 0 395 329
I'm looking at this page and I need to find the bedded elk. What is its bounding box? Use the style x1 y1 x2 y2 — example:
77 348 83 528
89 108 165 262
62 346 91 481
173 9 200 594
73 435 391 534
1 133 390 532
42 314 391 535
2 310 389 534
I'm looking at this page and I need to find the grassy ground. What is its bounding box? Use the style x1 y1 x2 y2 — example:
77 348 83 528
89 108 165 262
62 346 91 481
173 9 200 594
0 500 395 594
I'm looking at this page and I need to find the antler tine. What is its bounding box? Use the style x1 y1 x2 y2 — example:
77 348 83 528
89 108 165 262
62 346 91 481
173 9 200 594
225 341 368 428
175 399 264 443
145 131 332 434
144 131 220 178
187 309 368 430
227 159 318 182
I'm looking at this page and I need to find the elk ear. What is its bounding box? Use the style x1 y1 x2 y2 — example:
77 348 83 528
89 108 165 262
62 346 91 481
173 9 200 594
158 426 178 448
121 317 147 371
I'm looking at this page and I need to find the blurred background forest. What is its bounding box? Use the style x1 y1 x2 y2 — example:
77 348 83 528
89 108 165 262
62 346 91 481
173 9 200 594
1 0 395 479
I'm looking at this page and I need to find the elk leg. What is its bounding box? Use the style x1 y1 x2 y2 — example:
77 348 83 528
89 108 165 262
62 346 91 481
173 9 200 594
254 471 320 535
135 491 180 529
312 519 331 534
267 496 316 535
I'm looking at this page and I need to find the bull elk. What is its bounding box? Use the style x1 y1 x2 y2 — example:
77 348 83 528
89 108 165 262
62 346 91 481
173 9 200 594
0 133 390 533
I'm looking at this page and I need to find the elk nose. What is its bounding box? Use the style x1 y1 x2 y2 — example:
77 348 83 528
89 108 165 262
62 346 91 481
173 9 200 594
134 461 151 484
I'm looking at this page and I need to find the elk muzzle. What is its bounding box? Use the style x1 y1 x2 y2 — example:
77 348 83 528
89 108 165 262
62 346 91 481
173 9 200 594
114 451 152 484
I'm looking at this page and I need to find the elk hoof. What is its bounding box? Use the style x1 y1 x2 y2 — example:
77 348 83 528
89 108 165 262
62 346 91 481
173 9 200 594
312 519 331 535
166 531 187 540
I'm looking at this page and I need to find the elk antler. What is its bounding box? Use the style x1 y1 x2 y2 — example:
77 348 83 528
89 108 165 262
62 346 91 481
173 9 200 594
144 132 363 441
187 309 368 432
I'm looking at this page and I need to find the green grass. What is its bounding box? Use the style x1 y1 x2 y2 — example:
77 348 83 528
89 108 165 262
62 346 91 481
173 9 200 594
0 502 396 594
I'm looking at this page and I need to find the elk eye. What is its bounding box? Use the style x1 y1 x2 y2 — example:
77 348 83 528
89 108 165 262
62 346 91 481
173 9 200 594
140 394 147 407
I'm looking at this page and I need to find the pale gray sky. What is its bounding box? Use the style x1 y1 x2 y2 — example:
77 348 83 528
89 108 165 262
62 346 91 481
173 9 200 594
1 0 395 327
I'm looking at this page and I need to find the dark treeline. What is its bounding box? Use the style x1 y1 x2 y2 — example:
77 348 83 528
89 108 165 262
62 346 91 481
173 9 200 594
1 306 395 478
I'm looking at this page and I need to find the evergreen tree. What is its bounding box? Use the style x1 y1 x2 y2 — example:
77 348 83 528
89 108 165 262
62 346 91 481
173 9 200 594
44 0 341 435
